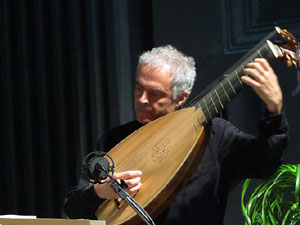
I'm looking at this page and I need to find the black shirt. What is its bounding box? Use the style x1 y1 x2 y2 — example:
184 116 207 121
63 112 288 225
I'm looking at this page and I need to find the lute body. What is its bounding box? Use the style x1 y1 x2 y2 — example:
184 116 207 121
96 107 209 224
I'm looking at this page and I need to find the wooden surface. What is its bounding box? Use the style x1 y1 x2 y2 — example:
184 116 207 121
0 218 105 225
96 106 209 224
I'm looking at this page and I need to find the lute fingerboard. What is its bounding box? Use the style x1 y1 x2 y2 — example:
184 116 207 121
186 30 278 125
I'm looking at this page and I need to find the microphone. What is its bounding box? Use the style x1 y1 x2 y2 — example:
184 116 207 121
82 151 114 184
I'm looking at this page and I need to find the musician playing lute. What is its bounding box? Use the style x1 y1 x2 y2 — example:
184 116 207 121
63 45 288 225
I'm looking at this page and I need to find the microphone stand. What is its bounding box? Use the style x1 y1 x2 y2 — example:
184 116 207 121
107 174 156 225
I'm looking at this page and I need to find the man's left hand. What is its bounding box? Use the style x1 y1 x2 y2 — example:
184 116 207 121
242 58 283 115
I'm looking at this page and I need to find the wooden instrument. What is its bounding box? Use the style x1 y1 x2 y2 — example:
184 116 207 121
95 27 299 225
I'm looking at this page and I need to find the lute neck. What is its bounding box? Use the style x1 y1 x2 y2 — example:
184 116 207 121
186 31 277 125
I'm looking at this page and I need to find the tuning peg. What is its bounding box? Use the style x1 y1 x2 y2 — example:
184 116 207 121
285 54 292 67
292 60 298 68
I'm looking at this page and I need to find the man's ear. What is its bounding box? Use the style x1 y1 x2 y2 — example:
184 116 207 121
175 90 189 108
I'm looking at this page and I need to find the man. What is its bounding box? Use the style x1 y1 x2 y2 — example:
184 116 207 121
63 45 288 224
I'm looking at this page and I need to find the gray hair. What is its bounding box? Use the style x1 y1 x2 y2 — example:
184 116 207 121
137 45 196 100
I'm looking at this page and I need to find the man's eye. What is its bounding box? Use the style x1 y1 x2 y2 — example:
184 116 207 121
135 86 142 91
150 92 161 98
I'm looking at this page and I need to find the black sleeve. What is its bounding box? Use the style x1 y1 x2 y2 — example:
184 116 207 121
62 134 110 219
220 110 288 180
63 176 105 219
63 121 142 219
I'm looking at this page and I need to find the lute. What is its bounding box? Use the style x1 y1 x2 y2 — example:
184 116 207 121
95 27 299 225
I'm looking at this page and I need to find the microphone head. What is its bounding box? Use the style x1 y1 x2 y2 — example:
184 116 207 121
82 151 114 183
89 156 110 180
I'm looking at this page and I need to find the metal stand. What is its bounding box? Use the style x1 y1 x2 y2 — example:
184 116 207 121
109 178 155 225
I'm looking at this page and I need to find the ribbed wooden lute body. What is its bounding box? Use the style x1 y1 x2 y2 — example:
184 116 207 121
95 27 298 224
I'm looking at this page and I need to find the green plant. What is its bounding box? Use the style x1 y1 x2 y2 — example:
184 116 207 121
241 164 300 225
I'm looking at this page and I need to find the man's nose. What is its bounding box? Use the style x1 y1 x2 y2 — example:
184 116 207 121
138 91 149 104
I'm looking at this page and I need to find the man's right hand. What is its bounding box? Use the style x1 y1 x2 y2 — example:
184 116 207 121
94 170 143 199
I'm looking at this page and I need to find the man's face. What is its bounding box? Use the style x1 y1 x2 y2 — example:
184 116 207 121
134 64 180 124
